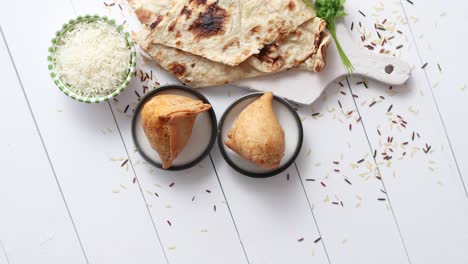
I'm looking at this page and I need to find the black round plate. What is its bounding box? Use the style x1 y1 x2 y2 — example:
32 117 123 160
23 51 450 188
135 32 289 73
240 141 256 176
217 92 304 178
131 84 217 171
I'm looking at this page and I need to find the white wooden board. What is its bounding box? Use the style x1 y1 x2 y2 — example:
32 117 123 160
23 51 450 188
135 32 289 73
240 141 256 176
70 1 250 263
206 86 330 264
1 0 468 263
0 28 86 264
295 80 409 264
0 1 167 263
401 0 468 194
342 2 468 263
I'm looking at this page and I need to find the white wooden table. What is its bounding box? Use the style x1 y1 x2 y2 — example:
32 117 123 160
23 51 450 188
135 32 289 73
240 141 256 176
1 0 468 263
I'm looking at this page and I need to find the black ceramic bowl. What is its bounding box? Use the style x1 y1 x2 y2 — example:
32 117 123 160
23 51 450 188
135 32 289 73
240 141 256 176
131 85 217 171
217 92 304 178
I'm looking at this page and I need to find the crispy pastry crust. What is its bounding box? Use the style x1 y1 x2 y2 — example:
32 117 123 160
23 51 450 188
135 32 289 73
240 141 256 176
141 94 211 169
224 92 285 169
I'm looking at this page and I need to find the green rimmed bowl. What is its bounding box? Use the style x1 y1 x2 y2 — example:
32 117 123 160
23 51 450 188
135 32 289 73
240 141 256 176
47 14 136 103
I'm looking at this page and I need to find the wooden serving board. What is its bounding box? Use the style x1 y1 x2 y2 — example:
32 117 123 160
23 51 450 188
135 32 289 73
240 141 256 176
235 23 412 105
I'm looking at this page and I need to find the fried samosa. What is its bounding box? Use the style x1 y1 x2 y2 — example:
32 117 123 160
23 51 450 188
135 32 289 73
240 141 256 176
141 94 211 169
225 92 285 169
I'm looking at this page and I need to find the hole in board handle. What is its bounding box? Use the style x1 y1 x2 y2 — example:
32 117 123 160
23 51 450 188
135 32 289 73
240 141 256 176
385 64 394 74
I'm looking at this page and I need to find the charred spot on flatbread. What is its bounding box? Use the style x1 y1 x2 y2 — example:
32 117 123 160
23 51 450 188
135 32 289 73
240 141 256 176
180 6 192 18
168 21 177 32
168 63 187 77
256 43 283 64
188 3 228 39
223 38 240 51
135 9 156 25
249 26 262 35
150 15 163 29
313 31 326 58
287 1 296 11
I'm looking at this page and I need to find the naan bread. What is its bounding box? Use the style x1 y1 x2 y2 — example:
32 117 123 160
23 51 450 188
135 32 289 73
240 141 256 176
129 0 314 66
134 21 330 87
246 17 328 73
135 29 263 86
128 0 173 26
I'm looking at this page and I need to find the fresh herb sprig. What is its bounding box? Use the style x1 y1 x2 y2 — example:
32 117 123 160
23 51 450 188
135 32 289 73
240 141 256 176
312 0 354 73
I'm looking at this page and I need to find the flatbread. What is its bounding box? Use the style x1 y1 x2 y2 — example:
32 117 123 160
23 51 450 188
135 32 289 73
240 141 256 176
246 17 328 73
134 23 330 87
129 0 314 66
135 28 263 87
128 0 173 25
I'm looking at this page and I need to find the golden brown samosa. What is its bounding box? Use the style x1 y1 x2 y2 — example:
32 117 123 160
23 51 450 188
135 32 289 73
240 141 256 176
225 92 285 169
141 94 211 169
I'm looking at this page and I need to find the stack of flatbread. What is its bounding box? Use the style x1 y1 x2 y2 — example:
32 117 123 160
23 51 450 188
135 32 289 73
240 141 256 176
129 0 331 87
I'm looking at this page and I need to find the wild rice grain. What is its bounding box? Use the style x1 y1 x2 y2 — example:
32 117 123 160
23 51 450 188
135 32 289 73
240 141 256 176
387 104 393 112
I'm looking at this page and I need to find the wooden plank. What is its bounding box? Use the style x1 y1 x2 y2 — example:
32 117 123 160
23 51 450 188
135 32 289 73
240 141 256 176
103 80 248 264
0 1 167 264
401 0 468 193
75 2 402 263
0 31 86 264
295 79 410 264
342 2 468 264
99 2 409 263
0 241 8 264
97 0 329 259
204 87 330 264
68 1 250 263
